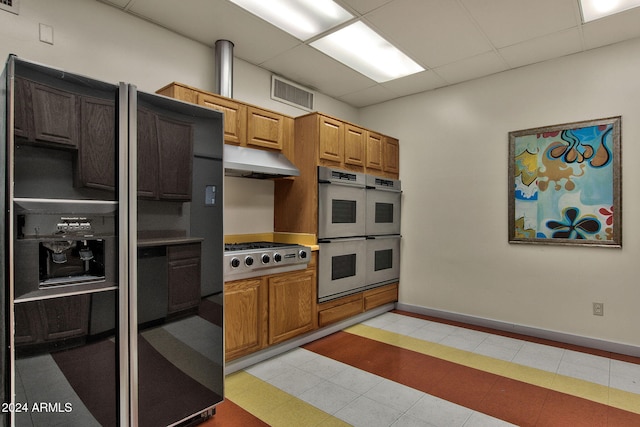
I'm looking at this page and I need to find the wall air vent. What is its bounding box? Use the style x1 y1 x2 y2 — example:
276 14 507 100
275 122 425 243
0 0 19 15
271 75 314 111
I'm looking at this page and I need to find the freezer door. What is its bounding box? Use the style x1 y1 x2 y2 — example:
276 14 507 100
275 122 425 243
7 56 123 427
133 89 225 427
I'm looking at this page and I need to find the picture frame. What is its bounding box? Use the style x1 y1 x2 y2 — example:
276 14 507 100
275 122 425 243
508 116 621 247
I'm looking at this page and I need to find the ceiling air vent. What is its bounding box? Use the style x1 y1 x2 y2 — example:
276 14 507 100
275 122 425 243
0 0 19 14
271 75 314 111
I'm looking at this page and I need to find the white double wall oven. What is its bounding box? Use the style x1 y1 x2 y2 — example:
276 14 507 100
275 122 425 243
317 166 401 303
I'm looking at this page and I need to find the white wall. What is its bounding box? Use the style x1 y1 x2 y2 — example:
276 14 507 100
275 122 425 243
0 0 357 235
360 37 640 348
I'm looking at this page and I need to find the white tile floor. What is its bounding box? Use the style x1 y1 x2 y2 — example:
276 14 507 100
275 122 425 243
241 311 640 427
363 312 640 394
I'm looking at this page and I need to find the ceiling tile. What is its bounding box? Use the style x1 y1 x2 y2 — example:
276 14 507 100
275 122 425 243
434 51 508 85
582 7 640 49
260 45 376 98
128 0 301 64
461 0 580 48
364 0 492 68
381 70 447 97
98 0 131 8
499 28 584 68
339 0 394 15
337 84 397 108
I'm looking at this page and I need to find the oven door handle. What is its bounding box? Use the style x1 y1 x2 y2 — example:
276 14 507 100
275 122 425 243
318 237 367 244
365 235 402 240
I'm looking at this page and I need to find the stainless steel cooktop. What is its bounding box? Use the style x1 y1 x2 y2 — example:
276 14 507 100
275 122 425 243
223 241 310 281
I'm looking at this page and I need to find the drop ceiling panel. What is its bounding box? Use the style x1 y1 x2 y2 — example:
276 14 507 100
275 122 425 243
365 0 492 68
337 84 398 108
499 28 584 68
460 0 580 48
434 51 508 85
382 70 448 97
260 45 376 98
582 7 640 49
339 0 394 15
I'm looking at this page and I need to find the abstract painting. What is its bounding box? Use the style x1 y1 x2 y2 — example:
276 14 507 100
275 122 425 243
508 117 621 247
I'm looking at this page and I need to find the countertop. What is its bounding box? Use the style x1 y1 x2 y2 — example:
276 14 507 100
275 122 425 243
138 236 204 247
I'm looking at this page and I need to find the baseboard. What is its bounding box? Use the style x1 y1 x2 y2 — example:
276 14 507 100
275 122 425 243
396 303 640 358
225 303 396 375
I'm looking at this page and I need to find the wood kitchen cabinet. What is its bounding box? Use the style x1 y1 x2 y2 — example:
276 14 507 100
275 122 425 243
365 131 384 172
198 93 246 146
156 115 193 200
315 113 366 171
167 243 201 315
247 105 285 151
12 76 31 140
383 136 400 176
77 96 116 191
317 283 398 328
224 252 317 361
136 107 193 201
13 77 120 192
224 277 268 361
268 252 317 345
156 82 294 159
136 107 159 198
14 295 91 349
14 77 79 148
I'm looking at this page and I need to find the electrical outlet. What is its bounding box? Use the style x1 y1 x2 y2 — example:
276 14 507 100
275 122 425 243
593 302 604 316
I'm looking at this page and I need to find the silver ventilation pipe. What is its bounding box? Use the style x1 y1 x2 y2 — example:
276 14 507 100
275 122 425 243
214 40 234 98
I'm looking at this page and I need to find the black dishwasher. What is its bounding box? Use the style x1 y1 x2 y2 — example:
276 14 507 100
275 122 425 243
138 246 168 325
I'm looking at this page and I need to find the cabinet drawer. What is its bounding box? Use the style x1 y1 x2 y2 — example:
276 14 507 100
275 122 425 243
317 294 363 327
364 283 398 311
168 243 201 260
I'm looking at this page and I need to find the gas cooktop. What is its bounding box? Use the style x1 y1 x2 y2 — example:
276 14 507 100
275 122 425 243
223 241 311 281
224 241 298 252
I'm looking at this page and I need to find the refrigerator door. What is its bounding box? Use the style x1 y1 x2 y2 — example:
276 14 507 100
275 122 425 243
132 89 224 427
7 56 124 427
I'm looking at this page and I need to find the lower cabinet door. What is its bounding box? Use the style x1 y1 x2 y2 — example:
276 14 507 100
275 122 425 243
224 278 267 361
268 269 316 345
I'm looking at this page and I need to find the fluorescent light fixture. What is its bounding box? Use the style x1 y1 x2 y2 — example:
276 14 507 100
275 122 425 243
229 0 353 40
580 0 640 22
310 21 425 83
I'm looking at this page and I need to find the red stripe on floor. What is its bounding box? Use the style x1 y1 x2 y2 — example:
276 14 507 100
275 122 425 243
303 330 640 427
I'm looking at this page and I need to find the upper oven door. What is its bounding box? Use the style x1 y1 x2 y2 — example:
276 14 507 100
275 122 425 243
365 235 400 287
366 188 401 236
318 183 366 239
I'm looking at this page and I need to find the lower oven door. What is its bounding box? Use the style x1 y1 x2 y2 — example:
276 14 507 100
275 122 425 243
318 237 366 302
366 235 401 287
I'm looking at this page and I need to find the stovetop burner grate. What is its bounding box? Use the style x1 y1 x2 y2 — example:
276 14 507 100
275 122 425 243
224 241 297 252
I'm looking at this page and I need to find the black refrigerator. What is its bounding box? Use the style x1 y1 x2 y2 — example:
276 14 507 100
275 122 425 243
2 56 225 426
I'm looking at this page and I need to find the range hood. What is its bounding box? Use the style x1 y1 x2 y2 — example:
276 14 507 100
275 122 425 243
224 144 300 179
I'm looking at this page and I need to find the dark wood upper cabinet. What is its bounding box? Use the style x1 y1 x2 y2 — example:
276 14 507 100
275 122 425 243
13 76 32 140
31 81 79 148
156 115 193 201
137 107 159 199
77 96 116 191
